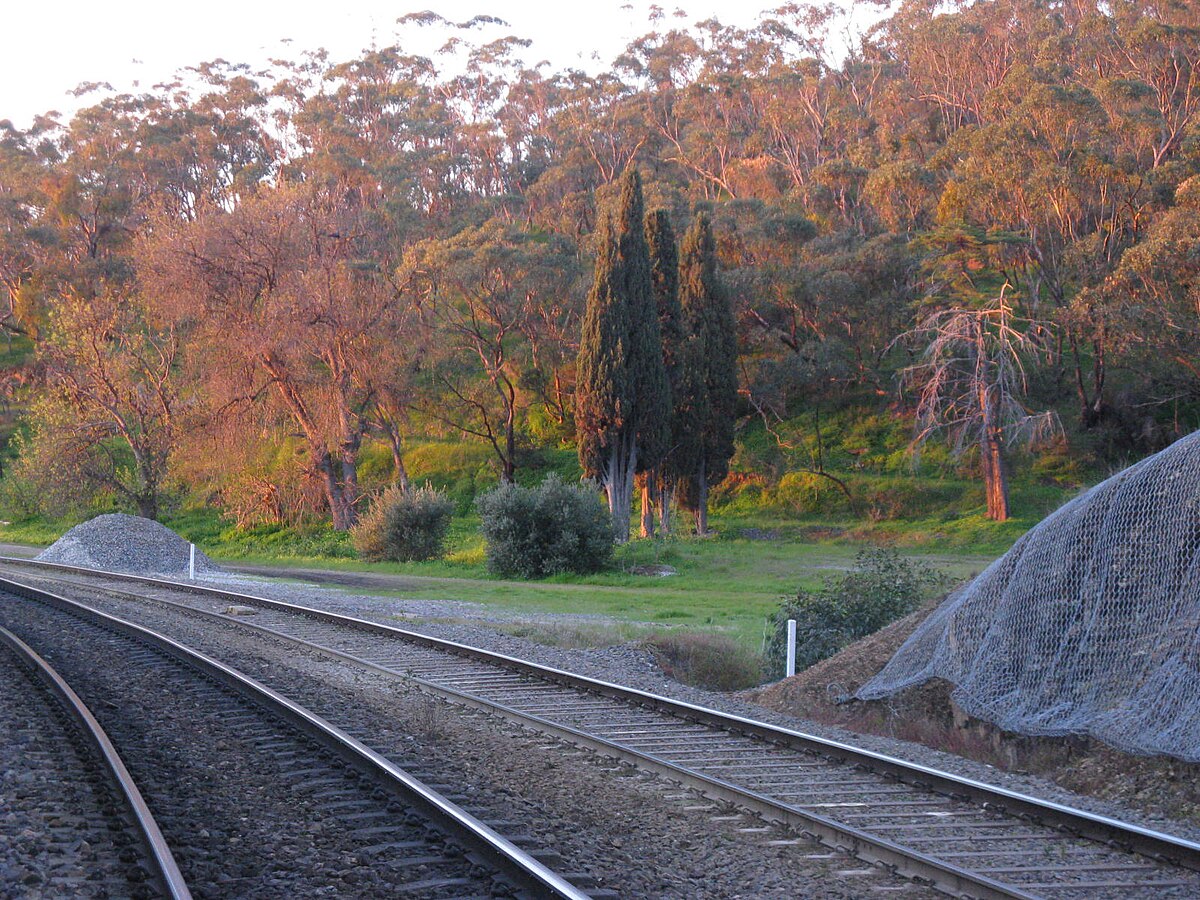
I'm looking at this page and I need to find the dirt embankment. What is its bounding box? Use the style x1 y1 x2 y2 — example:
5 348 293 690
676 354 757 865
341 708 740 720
747 599 1200 824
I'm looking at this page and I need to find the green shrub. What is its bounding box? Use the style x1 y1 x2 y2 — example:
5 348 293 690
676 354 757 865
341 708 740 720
765 548 946 678
352 485 454 562
772 471 853 516
476 474 613 577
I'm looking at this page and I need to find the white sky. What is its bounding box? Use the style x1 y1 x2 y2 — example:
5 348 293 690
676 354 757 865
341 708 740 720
2 0 799 128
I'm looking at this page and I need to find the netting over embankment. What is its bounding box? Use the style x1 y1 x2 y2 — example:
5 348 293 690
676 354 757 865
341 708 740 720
858 431 1200 761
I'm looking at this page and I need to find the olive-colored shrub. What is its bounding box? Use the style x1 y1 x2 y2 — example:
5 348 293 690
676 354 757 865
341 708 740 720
476 474 613 577
352 484 453 562
766 548 947 678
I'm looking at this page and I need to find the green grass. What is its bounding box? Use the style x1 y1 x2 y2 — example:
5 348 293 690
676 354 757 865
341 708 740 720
184 506 996 653
0 410 1079 661
0 502 996 659
0 517 61 547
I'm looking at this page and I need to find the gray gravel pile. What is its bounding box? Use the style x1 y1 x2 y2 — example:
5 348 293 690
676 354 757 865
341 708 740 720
37 514 220 576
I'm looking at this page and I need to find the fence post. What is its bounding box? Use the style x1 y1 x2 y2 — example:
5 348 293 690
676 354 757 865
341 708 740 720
786 618 797 678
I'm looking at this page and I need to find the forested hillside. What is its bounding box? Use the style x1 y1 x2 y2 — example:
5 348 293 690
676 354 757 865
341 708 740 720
0 0 1197 538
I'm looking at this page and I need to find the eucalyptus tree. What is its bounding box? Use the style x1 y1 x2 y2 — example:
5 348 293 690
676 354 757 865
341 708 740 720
901 287 1057 521
402 219 579 482
0 121 52 334
1075 176 1200 415
139 182 412 529
19 288 179 520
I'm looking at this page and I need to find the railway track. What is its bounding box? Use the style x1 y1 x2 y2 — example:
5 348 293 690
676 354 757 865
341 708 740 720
0 572 591 899
4 557 1200 899
0 623 188 899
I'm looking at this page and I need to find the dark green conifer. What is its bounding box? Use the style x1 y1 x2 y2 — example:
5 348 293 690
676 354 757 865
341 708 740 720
576 168 668 542
676 212 738 534
576 213 627 481
643 208 682 536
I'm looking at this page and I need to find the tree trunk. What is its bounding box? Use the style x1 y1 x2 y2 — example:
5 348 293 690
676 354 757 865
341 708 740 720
639 470 656 539
135 493 158 521
315 448 353 531
1071 333 1106 428
976 359 1009 521
659 481 673 536
340 430 362 527
264 357 355 529
383 424 410 490
694 457 709 535
603 435 636 543
501 420 516 484
133 452 160 521
982 429 1009 521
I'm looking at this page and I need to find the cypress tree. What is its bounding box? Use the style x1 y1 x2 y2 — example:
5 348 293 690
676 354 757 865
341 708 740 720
643 208 682 536
624 179 670 482
676 212 737 534
576 168 668 542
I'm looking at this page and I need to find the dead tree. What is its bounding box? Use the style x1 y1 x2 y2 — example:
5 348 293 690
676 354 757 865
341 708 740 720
900 286 1058 521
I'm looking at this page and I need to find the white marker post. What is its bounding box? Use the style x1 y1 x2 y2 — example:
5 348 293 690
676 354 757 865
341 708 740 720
786 618 797 678
188 543 196 580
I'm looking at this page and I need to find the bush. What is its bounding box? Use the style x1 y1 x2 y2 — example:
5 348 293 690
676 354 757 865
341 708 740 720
476 474 613 577
352 484 454 562
765 548 947 678
772 471 854 516
646 631 764 691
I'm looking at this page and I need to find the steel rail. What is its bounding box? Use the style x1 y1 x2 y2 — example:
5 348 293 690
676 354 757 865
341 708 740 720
0 571 592 900
0 571 1029 898
6 557 1200 897
0 623 193 900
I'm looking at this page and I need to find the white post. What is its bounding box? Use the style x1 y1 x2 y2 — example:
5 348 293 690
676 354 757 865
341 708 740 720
786 618 797 678
188 543 196 580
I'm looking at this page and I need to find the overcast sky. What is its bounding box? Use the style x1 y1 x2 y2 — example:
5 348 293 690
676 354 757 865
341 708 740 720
2 0 809 128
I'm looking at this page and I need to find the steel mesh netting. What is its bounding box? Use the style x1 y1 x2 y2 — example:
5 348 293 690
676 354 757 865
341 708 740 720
857 431 1200 761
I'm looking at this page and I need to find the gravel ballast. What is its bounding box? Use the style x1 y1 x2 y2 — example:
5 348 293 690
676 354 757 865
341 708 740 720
0 596 507 899
193 569 1200 846
36 514 220 577
21 574 937 899
8 547 1200 892
0 642 147 898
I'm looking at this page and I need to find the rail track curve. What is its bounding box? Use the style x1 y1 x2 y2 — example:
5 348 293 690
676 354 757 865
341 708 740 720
0 621 190 899
3 556 1199 899
0 569 592 899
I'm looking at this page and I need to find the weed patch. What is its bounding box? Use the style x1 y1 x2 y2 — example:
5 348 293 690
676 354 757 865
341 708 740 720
645 631 763 692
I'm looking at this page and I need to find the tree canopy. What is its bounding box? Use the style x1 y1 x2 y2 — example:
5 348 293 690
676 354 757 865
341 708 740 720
0 0 1198 530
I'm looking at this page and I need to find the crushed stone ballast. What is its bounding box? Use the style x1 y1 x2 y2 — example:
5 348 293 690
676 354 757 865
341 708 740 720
0 623 190 899
0 572 592 900
37 514 221 578
5 556 1200 900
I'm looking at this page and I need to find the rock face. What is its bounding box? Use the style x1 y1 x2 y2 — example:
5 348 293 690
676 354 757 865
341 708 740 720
36 513 220 577
858 430 1200 762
